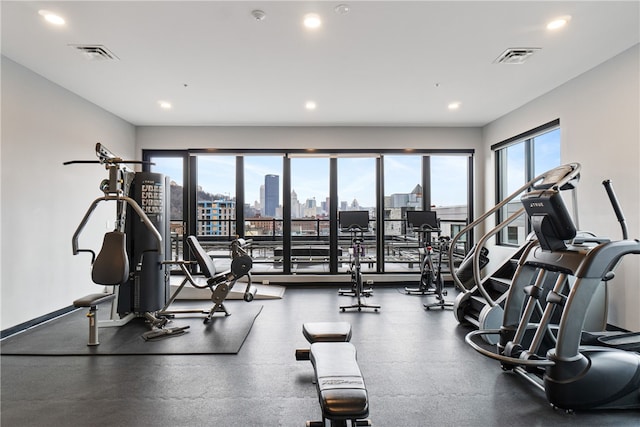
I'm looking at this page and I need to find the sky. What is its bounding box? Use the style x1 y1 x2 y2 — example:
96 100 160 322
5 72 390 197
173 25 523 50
504 128 561 196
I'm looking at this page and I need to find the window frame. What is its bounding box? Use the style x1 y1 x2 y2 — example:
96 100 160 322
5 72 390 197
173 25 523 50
492 119 561 246
144 148 474 275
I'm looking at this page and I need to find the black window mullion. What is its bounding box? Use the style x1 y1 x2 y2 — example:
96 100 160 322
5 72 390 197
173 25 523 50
467 155 474 246
422 156 431 210
329 158 338 274
282 155 291 274
236 156 244 237
188 155 198 239
376 156 384 273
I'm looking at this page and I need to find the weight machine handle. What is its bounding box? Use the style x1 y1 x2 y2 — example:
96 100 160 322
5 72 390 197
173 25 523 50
72 195 163 256
602 180 628 240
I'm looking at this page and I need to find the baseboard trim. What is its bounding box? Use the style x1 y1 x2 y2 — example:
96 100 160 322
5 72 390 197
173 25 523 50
1 306 76 340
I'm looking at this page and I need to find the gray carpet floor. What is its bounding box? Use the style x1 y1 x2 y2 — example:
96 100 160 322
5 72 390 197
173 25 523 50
2 286 638 426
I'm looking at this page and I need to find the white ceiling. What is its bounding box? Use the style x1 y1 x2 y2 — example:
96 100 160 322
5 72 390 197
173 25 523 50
2 1 639 127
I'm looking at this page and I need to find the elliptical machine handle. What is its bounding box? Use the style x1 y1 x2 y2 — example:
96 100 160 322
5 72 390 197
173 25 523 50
602 180 628 240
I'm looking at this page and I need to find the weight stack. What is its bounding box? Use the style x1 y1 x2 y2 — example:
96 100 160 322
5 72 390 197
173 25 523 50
119 171 170 314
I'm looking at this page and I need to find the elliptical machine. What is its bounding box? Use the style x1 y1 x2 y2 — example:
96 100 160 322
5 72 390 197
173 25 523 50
466 163 640 411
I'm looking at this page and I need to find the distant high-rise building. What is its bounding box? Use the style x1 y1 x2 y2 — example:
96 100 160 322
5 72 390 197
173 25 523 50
197 199 235 236
259 184 265 215
291 189 301 218
303 197 318 217
264 174 279 217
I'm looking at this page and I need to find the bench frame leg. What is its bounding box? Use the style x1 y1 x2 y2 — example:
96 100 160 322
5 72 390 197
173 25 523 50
87 306 100 346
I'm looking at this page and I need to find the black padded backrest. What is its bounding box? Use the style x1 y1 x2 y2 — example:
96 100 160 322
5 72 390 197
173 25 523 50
187 235 216 278
92 231 129 285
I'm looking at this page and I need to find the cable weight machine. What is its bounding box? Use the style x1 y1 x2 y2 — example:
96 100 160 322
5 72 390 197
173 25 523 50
66 143 186 340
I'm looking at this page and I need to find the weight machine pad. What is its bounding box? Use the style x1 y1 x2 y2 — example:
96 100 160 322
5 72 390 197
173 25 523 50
73 293 116 308
303 322 352 343
310 342 369 420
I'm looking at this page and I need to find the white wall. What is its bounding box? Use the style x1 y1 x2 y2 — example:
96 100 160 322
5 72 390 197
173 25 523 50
136 125 482 151
1 57 136 330
482 44 640 331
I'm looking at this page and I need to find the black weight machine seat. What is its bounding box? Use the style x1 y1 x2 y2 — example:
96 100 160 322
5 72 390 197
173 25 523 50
159 235 257 324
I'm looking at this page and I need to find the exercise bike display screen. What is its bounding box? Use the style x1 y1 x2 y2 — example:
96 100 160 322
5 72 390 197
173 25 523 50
406 210 438 230
339 211 370 231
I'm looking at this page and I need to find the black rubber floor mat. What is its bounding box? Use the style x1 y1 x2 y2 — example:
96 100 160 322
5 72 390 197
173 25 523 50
1 302 262 355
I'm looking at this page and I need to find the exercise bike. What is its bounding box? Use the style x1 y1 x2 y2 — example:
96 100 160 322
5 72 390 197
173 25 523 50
404 210 441 296
423 235 454 310
338 237 374 299
338 211 379 313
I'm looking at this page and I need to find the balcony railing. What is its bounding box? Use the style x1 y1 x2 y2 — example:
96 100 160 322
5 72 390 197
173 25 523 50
162 217 468 274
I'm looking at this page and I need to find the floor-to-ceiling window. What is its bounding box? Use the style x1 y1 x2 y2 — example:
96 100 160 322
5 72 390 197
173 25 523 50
337 157 377 273
430 155 470 245
144 148 474 279
244 155 284 273
196 155 236 239
289 156 330 273
382 154 422 272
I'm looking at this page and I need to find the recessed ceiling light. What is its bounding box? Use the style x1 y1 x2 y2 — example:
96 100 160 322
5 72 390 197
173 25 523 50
305 101 317 110
158 101 172 110
304 13 322 29
448 102 461 110
547 16 571 30
38 10 65 26
334 4 351 15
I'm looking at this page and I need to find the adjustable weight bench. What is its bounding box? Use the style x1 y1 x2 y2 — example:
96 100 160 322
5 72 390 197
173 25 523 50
159 236 257 324
296 322 371 427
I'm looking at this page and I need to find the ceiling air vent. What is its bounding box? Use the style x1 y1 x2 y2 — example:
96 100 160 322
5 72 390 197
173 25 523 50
69 44 119 61
494 48 540 65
